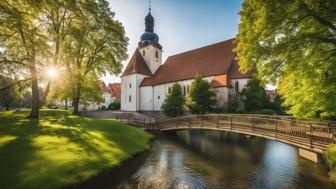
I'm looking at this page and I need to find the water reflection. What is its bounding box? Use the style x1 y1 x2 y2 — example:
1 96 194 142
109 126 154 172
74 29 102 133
118 130 333 189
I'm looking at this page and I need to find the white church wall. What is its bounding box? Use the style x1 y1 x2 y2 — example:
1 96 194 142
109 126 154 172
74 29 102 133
214 87 229 108
140 86 153 110
121 74 137 111
139 44 162 74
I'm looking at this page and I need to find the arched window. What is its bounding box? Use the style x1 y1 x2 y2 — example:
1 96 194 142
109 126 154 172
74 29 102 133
155 51 159 58
235 81 239 92
168 86 171 94
129 95 131 102
129 83 132 88
183 85 186 96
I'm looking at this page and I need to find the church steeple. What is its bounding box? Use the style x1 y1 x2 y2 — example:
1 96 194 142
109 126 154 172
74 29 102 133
138 3 162 50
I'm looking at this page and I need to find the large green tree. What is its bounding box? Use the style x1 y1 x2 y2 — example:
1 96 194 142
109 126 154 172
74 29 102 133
162 83 185 117
235 0 336 118
188 75 216 114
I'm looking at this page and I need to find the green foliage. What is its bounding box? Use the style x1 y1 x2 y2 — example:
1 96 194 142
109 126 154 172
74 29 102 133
108 101 121 110
227 93 241 113
188 75 216 114
0 75 22 110
241 79 271 112
325 144 336 181
162 83 185 117
235 0 336 118
0 109 152 189
272 95 287 115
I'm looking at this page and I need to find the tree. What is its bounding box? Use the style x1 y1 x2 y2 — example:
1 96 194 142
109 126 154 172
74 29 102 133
162 83 185 117
235 0 336 118
188 75 216 114
241 79 271 112
63 0 127 114
0 76 22 110
272 95 287 115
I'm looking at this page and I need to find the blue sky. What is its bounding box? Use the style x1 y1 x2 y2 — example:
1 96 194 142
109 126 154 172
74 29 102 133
104 0 243 83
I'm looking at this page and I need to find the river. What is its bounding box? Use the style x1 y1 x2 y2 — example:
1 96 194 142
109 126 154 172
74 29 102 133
115 130 333 189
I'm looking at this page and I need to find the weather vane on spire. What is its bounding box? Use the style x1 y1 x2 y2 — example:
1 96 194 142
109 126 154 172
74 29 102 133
149 0 151 12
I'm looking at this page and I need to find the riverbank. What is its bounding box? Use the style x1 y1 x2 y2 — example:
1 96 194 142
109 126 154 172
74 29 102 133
0 109 152 189
326 144 336 181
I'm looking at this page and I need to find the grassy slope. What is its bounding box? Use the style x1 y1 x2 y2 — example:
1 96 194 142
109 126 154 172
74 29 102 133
326 144 336 181
0 109 152 189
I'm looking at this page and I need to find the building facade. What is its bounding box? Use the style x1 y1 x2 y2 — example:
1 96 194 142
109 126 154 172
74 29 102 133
121 10 254 112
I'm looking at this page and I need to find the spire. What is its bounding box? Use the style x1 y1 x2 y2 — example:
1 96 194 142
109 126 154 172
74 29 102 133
149 0 151 12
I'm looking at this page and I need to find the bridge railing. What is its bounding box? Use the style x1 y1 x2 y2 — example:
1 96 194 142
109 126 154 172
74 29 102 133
157 114 335 150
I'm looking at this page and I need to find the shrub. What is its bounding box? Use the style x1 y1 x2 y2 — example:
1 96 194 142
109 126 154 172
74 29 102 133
162 83 185 117
241 79 271 112
188 75 216 114
108 101 121 110
325 144 336 181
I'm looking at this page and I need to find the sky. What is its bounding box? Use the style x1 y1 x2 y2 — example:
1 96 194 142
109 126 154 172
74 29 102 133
103 0 243 84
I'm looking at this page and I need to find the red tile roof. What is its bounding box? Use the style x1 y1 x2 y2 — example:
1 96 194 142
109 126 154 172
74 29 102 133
140 38 254 86
121 49 152 76
107 83 121 101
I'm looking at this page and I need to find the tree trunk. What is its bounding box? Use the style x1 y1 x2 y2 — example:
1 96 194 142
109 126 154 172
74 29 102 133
65 99 68 110
72 82 81 115
27 39 40 119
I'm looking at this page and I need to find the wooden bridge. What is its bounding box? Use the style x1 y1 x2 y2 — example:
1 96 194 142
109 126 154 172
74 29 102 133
116 114 335 161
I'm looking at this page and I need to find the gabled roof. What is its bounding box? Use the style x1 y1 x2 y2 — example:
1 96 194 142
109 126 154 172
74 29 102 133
121 49 152 76
211 75 229 88
107 83 121 101
228 59 255 79
140 38 254 87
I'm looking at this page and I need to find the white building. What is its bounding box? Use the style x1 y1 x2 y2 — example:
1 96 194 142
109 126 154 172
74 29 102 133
121 10 254 112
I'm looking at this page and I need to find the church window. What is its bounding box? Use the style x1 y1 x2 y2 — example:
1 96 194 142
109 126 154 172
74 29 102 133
168 86 171 94
143 50 145 56
158 95 160 100
129 83 132 88
235 81 239 92
155 51 158 58
129 95 131 102
183 85 186 96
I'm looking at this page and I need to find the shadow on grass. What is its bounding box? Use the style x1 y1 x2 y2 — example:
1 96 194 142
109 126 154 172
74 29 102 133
0 110 151 189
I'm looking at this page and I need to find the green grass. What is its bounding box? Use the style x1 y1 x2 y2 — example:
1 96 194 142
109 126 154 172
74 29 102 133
0 109 152 189
326 144 336 181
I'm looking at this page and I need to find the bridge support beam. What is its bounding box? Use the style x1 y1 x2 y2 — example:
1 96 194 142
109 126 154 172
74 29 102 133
299 148 321 163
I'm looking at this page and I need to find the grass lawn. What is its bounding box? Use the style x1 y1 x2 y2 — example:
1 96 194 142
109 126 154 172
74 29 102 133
0 109 152 189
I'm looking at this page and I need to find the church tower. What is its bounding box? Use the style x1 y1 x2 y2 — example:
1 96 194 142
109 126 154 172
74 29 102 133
138 8 162 74
120 6 162 111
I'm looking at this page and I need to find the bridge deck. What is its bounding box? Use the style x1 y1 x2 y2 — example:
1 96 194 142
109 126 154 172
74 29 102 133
118 114 335 154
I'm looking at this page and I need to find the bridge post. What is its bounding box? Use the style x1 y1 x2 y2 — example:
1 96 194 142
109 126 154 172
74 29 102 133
252 118 255 133
310 123 313 148
189 116 191 128
216 115 219 128
299 148 321 163
200 116 203 128
230 116 232 130
275 120 278 139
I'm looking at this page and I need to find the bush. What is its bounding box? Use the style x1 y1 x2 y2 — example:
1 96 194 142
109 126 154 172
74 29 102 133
108 101 120 110
188 75 216 114
241 79 271 112
162 84 185 117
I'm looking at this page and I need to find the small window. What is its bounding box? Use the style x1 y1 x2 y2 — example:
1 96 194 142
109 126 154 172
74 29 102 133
168 86 171 94
129 95 131 102
235 81 239 92
183 85 186 96
143 50 145 56
129 83 132 88
158 95 160 100
155 51 158 58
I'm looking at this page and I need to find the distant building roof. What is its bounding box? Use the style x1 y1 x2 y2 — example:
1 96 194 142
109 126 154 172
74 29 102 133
121 49 152 76
140 39 254 86
107 83 121 101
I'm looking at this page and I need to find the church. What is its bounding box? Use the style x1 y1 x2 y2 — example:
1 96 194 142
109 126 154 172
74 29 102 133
121 10 254 112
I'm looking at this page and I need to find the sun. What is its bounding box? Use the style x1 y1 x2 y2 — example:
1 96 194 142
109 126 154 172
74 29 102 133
47 68 58 78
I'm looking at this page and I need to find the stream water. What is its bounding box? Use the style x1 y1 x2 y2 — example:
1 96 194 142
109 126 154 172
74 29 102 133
116 130 333 189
